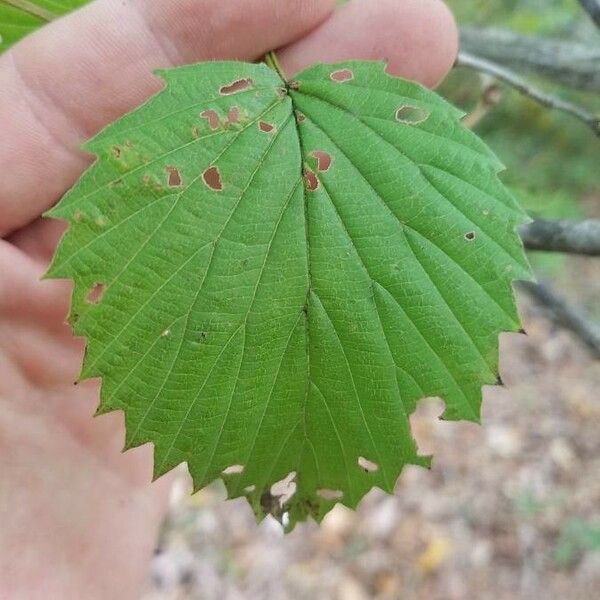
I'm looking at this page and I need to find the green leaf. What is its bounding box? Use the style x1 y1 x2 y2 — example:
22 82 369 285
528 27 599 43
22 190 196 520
0 0 86 51
46 60 531 529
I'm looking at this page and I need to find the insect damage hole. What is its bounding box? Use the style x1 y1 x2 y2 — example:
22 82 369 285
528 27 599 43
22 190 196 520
219 78 253 95
317 489 344 501
165 166 182 187
200 109 220 130
222 464 244 475
269 471 297 506
330 69 354 83
395 105 430 125
85 282 105 304
357 456 379 473
202 166 223 191
310 150 332 172
258 121 275 133
304 168 319 192
465 231 476 241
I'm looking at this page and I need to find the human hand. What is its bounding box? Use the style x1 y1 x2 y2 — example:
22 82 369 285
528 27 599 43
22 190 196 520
0 1 457 597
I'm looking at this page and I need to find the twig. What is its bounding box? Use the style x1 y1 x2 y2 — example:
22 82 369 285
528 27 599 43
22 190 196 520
518 281 600 359
460 27 600 93
456 51 600 136
520 219 600 256
579 0 600 28
462 82 503 129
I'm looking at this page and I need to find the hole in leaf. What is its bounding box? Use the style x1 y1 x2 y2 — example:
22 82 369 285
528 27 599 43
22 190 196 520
295 111 306 124
200 109 220 130
317 489 343 501
161 329 171 337
395 105 430 125
304 168 319 192
222 464 244 475
269 471 297 506
86 282 105 304
310 150 332 172
258 121 275 133
219 78 253 96
202 166 223 191
277 87 288 97
165 166 182 187
330 69 354 83
244 485 256 494
357 456 379 473
465 231 476 241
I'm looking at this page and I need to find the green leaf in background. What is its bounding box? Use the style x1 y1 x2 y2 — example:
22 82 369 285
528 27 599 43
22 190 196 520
0 0 86 51
46 60 531 529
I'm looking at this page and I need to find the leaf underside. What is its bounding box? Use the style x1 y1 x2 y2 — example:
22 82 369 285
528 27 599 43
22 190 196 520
47 60 531 529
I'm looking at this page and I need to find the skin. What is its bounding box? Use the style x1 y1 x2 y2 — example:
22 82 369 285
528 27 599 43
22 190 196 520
0 0 458 597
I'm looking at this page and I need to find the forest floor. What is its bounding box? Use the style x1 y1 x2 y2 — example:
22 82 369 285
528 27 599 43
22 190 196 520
143 252 600 600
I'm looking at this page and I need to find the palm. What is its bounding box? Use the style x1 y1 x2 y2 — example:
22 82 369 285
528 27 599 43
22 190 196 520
0 221 153 479
0 222 169 597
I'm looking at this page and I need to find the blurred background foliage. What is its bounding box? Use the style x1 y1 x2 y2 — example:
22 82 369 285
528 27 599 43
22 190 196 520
443 0 599 276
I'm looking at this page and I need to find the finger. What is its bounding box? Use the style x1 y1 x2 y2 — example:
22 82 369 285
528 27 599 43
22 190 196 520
279 0 458 88
0 0 335 236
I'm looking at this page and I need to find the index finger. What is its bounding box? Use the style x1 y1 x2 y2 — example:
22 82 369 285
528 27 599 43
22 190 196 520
0 0 335 237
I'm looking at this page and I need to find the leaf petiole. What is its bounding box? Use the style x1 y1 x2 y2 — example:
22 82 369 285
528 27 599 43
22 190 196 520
264 50 288 83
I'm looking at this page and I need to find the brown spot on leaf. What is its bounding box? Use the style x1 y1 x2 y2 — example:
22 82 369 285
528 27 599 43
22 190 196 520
465 231 476 241
191 126 200 139
219 78 253 96
295 111 306 124
202 166 223 191
310 150 332 172
200 109 220 130
330 69 354 83
74 210 82 222
112 145 122 158
227 106 240 125
304 168 319 192
277 87 288 97
395 105 430 125
165 166 182 187
288 81 300 90
258 121 275 133
86 282 105 304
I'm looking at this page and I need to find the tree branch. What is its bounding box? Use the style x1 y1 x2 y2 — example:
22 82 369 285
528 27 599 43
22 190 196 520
460 26 600 93
579 0 600 28
518 281 600 359
520 219 600 256
456 51 600 136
